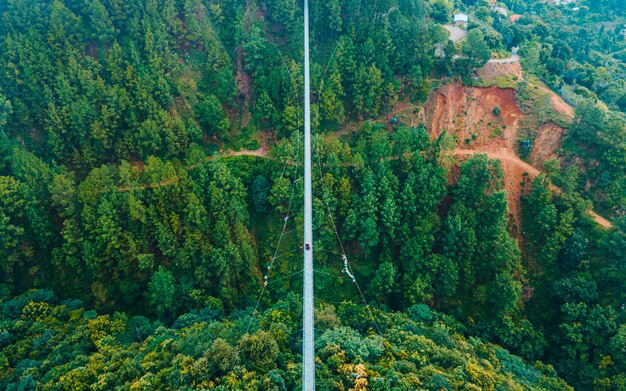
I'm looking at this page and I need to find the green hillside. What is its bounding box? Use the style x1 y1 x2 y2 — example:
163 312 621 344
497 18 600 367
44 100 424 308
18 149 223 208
0 0 625 390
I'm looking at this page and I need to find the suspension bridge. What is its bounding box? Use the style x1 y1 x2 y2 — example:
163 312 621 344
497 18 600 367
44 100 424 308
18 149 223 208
231 2 382 389
302 0 314 388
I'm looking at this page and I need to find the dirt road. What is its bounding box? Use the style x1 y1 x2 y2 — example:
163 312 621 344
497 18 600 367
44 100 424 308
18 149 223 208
588 211 612 229
451 148 612 229
452 148 539 175
103 89 612 228
200 145 613 229
219 148 268 158
331 101 415 139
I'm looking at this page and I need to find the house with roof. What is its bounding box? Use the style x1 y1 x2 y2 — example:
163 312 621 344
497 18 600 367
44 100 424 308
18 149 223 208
510 14 522 22
454 13 468 27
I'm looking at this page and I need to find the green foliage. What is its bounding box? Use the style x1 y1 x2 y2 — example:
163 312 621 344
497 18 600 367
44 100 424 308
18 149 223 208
462 29 491 73
0 2 623 390
0 290 573 390
239 331 280 372
196 94 231 140
522 175 626 388
442 154 522 318
0 94 12 130
251 175 270 213
147 267 177 320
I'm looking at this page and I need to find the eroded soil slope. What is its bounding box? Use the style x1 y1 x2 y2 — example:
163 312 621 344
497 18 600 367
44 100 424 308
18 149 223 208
530 122 566 166
476 59 523 82
421 81 523 151
421 81 609 231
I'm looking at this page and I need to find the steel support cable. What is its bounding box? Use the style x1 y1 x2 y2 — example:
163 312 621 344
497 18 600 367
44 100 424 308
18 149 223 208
316 248 344 257
315 138 384 337
247 159 301 332
229 9 311 379
267 268 304 286
229 141 303 372
272 246 303 261
315 38 343 96
311 88 385 338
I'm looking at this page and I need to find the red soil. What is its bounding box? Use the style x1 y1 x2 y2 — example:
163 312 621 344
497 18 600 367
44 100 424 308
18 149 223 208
422 82 610 230
530 122 566 166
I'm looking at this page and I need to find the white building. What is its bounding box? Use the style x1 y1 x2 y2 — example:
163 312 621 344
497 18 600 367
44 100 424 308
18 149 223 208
435 43 445 58
454 14 468 27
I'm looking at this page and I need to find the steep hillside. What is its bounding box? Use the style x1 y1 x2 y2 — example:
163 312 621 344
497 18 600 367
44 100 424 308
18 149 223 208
530 122 566 166
1 1 624 390
421 82 523 152
418 80 610 232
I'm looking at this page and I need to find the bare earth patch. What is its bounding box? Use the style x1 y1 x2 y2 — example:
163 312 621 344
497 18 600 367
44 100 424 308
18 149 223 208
549 93 575 119
530 122 566 166
443 25 466 42
422 81 610 231
421 81 523 152
476 60 523 82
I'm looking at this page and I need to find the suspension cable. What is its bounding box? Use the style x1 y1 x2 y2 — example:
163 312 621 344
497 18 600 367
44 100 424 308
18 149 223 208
311 63 385 338
230 132 303 372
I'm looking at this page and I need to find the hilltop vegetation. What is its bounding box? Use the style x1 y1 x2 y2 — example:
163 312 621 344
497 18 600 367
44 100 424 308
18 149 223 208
0 0 625 390
457 0 626 218
1 288 576 390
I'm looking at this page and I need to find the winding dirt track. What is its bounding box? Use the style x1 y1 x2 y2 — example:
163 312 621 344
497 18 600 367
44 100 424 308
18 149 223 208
452 148 539 176
451 148 612 229
220 148 268 158
332 102 415 138
205 145 613 229
109 102 611 229
115 141 612 229
587 211 612 229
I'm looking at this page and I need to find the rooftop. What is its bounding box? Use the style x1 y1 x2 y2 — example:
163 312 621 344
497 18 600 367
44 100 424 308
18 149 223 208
454 14 468 23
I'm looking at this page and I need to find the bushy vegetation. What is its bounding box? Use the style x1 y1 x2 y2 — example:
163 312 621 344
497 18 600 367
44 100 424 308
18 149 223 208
521 175 626 389
1 289 574 390
459 0 626 218
0 0 625 389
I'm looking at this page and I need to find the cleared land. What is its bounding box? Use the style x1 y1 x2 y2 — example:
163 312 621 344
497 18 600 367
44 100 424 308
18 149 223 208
419 75 609 230
443 24 466 42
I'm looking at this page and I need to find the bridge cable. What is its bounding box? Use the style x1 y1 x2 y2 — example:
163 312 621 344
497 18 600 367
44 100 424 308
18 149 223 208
229 135 303 372
312 57 385 337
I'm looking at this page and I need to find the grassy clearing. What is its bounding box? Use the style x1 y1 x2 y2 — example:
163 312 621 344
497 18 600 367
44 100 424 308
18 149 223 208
472 74 521 89
516 76 572 128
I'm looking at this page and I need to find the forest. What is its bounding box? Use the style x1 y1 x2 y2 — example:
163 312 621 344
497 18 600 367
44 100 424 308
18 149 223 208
0 0 625 390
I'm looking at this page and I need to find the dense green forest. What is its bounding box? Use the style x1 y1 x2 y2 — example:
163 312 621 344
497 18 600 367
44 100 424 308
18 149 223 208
1 0 625 390
2 288 575 389
462 0 626 223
